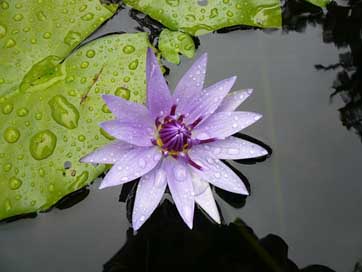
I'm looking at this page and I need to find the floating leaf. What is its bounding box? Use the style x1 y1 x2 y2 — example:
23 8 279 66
304 0 331 8
0 32 151 220
123 0 282 36
158 29 195 64
0 0 118 96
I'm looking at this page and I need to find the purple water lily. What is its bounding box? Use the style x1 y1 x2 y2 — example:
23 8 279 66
80 48 267 230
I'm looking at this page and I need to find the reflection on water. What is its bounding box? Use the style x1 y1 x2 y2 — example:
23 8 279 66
103 201 335 272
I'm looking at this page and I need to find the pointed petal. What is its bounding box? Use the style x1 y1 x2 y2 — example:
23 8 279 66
146 48 173 118
190 149 249 195
99 146 162 189
132 163 167 230
173 53 208 114
216 89 253 112
164 158 195 229
198 136 268 160
191 172 220 224
102 95 153 124
100 120 154 147
185 76 237 124
193 111 262 140
80 141 134 164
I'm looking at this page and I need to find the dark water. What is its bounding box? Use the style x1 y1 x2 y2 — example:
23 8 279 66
1 1 362 271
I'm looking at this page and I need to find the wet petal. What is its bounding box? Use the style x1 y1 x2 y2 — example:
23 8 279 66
100 120 154 147
192 172 220 224
132 163 167 230
185 76 237 124
164 158 195 229
193 111 262 140
80 141 134 164
173 53 207 115
216 89 253 112
198 136 268 160
102 95 153 124
99 146 162 189
146 48 173 118
190 149 249 195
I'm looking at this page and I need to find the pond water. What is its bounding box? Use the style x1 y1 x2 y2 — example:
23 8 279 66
1 1 361 272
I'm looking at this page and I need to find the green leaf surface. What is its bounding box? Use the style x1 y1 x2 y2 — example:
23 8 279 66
0 32 151 220
304 0 330 8
0 0 117 96
158 29 195 64
123 0 282 36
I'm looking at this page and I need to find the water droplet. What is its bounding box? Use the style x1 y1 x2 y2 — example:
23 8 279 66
43 32 52 39
36 11 47 21
13 14 24 22
128 59 139 70
227 148 239 155
16 107 29 117
101 104 111 113
154 169 166 187
48 95 80 129
74 171 89 187
0 24 7 39
166 0 179 7
122 45 135 54
0 1 9 9
38 168 45 177
81 12 94 21
209 8 218 18
78 134 86 142
9 177 22 190
5 38 16 48
64 31 81 47
35 112 43 120
4 127 20 143
80 61 89 69
48 183 55 192
86 49 95 58
114 87 130 100
2 103 13 114
79 4 87 12
138 158 146 168
29 130 57 160
4 199 12 212
174 165 187 181
3 163 12 172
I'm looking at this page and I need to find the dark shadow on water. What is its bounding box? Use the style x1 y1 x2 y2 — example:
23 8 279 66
103 201 335 272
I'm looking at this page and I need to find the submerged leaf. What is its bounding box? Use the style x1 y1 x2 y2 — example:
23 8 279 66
304 0 331 8
123 0 282 36
0 0 118 96
158 29 195 64
0 33 151 220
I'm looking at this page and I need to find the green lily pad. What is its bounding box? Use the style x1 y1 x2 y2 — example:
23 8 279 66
158 29 195 64
0 32 151 220
123 0 282 36
0 0 118 96
304 0 330 8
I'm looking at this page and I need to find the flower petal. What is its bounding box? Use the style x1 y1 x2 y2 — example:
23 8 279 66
190 149 249 195
100 120 154 147
198 136 268 160
192 172 220 224
164 158 195 229
102 95 153 124
80 141 134 164
132 163 167 230
193 111 262 140
216 89 253 112
99 146 162 189
173 53 207 115
185 76 237 124
146 48 173 118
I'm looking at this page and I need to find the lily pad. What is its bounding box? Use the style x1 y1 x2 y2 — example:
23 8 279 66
0 0 118 96
304 0 331 8
0 32 151 220
158 29 195 64
123 0 282 36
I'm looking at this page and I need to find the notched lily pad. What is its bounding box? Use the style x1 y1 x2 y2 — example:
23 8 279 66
158 29 195 64
0 0 118 96
0 32 151 220
123 0 282 36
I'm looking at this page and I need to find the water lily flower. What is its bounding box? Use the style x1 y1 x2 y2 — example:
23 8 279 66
80 48 268 230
